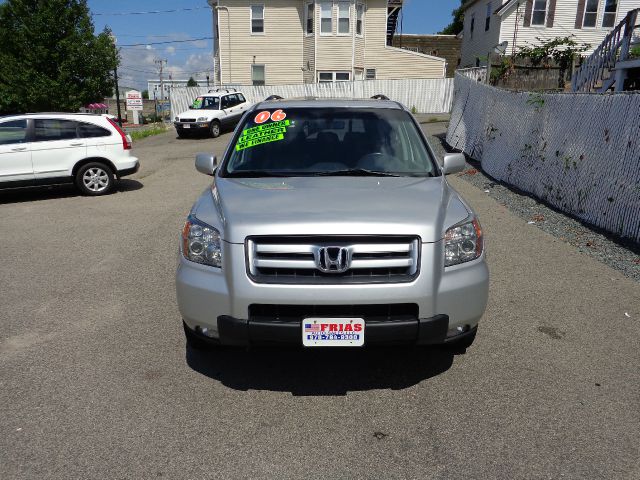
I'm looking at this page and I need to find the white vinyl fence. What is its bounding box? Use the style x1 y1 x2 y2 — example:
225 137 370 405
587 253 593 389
170 78 454 117
447 73 640 243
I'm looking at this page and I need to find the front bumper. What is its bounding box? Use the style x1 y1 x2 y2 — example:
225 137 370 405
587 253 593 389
174 121 209 130
184 315 478 347
176 241 489 346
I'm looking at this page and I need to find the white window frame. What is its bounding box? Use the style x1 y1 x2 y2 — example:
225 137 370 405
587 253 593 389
305 2 314 35
531 0 548 26
365 68 376 80
356 3 365 37
250 4 265 35
601 0 618 28
337 1 351 36
582 0 599 28
251 64 266 86
320 1 333 35
317 71 351 83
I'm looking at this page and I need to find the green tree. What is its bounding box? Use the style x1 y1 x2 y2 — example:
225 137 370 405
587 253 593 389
186 77 198 87
0 0 118 114
142 89 149 99
440 0 471 35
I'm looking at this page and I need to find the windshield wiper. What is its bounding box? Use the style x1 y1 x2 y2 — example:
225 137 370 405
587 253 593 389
310 168 401 177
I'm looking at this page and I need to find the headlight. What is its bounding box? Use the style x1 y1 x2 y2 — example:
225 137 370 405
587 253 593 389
181 215 222 268
175 116 179 122
197 117 208 122
444 218 483 267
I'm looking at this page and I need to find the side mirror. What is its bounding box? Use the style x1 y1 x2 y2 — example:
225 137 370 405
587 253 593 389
442 153 466 175
195 153 217 176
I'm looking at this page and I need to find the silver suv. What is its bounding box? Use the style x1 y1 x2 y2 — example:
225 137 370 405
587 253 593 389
176 98 489 351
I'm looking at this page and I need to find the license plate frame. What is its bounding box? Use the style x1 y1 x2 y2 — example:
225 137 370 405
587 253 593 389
302 318 365 347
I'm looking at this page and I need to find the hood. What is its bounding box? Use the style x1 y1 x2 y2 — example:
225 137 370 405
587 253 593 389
193 176 470 244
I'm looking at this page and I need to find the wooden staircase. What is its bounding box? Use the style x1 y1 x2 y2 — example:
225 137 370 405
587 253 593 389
572 8 639 93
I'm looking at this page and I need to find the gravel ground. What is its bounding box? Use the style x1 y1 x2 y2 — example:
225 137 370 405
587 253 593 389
422 121 640 282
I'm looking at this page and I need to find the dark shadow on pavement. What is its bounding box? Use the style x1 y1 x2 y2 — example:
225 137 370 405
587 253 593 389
186 344 455 395
0 179 143 204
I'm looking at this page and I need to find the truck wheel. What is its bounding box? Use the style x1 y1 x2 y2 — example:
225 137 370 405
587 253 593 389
75 162 114 196
209 120 221 138
183 322 214 351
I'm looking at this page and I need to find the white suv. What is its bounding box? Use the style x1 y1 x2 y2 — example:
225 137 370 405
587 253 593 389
0 113 139 196
174 89 251 138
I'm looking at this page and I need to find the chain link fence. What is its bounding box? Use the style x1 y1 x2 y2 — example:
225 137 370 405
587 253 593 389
447 73 640 243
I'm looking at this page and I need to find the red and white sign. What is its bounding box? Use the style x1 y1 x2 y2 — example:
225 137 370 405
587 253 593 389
126 90 143 111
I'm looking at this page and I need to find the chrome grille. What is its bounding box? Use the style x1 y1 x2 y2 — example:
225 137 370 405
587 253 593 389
246 236 420 284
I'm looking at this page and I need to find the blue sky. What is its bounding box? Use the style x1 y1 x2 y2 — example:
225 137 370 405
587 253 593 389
87 0 459 90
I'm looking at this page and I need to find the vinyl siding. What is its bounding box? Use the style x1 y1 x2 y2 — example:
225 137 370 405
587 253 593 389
498 0 640 56
460 0 505 67
217 0 304 85
315 1 356 74
303 33 315 83
363 0 446 79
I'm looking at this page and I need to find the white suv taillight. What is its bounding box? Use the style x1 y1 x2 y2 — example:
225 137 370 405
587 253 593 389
107 118 132 150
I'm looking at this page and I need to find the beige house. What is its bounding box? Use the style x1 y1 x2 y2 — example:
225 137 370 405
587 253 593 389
209 0 447 85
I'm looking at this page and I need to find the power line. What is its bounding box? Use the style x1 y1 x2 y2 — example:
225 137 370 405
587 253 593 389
94 6 209 16
119 37 213 47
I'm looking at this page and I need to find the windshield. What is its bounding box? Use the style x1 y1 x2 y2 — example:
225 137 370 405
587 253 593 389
190 97 219 110
221 107 437 178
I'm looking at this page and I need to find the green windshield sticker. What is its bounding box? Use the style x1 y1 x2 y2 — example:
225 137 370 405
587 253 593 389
192 97 203 109
236 119 291 151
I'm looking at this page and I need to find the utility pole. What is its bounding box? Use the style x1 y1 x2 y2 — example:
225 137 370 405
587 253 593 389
154 58 167 119
109 32 123 127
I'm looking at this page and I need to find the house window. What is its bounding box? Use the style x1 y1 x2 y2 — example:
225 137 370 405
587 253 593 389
251 5 264 34
485 2 492 31
365 68 376 80
583 0 599 27
470 15 475 39
338 2 350 34
356 4 364 36
251 64 265 85
602 0 618 27
306 2 314 34
532 0 548 26
320 2 332 34
318 71 351 82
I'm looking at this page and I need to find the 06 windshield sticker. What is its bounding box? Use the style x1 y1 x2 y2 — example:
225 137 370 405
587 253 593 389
236 110 290 151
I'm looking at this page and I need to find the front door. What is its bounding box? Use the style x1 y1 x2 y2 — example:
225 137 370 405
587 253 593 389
0 119 33 184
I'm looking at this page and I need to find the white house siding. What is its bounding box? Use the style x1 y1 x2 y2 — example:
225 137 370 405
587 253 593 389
363 0 446 79
217 0 304 85
303 33 315 83
460 0 506 67
498 0 640 57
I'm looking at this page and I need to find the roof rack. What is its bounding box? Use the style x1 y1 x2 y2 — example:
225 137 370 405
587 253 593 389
208 87 238 93
264 95 284 101
371 94 390 100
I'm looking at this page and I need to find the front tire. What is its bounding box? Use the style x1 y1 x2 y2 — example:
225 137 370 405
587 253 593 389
75 162 114 196
209 120 221 138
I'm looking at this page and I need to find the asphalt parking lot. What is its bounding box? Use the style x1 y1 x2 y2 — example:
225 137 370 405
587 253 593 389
1 125 639 479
